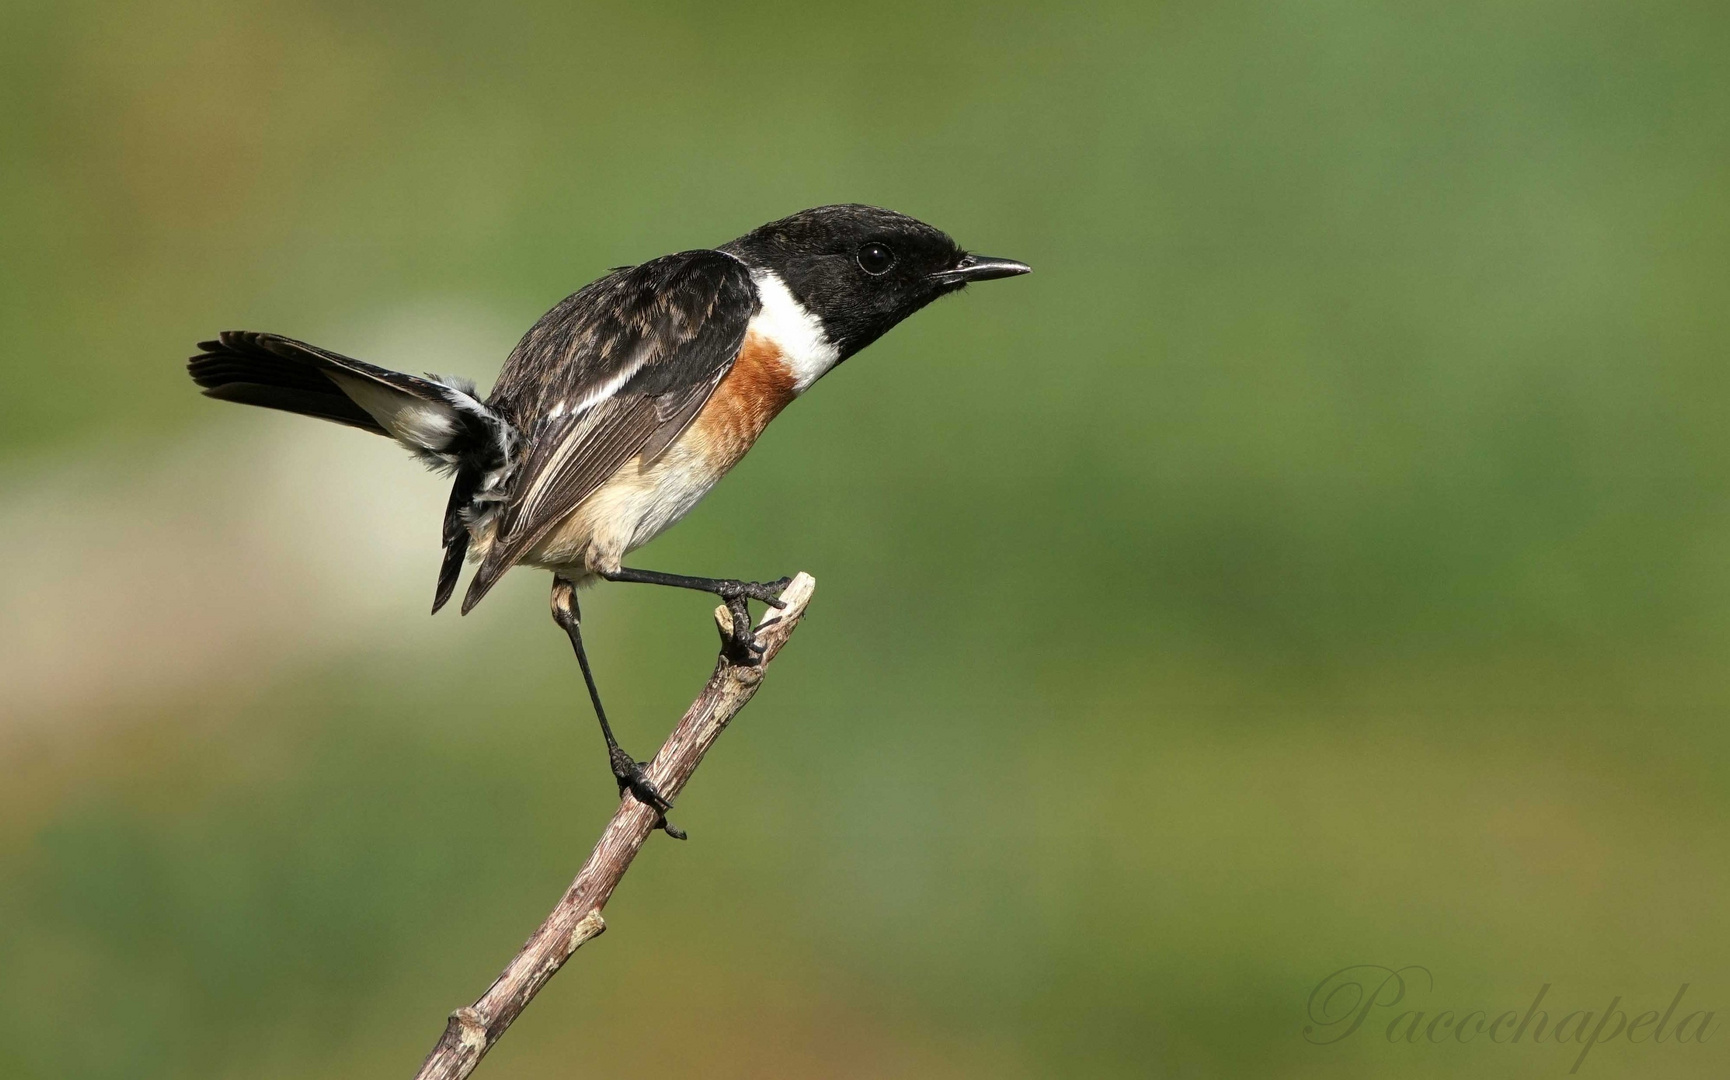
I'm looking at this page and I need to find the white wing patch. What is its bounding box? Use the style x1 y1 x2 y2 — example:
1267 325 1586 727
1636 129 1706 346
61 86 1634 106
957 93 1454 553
567 362 640 417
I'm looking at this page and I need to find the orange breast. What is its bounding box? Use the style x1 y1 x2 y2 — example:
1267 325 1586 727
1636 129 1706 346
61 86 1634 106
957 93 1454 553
687 332 798 471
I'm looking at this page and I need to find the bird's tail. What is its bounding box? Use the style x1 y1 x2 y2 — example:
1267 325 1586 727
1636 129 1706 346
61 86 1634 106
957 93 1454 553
189 331 507 466
188 331 517 613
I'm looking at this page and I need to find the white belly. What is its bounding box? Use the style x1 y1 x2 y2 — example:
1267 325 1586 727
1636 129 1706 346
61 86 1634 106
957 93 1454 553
522 437 726 579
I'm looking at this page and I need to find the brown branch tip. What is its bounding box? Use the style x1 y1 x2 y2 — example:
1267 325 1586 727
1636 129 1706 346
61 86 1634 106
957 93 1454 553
412 572 817 1080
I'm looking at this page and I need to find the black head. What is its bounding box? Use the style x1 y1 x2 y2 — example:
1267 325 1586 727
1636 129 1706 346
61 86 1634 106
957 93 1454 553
721 204 1030 359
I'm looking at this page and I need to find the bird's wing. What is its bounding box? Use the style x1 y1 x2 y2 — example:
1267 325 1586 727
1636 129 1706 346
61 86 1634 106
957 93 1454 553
461 250 758 612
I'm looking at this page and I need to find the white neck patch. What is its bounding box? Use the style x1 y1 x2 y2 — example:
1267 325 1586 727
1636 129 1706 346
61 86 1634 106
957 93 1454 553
748 269 841 394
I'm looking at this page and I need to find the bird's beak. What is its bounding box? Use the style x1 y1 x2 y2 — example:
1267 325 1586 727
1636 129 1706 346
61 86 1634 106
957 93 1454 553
934 253 1033 285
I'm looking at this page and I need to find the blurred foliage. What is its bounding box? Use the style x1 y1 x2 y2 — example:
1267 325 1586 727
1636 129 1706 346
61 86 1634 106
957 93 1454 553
3 0 1729 1077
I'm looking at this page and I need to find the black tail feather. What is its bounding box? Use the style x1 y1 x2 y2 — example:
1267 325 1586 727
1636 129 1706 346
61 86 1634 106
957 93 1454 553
432 535 469 614
189 334 389 434
190 330 519 617
432 468 481 614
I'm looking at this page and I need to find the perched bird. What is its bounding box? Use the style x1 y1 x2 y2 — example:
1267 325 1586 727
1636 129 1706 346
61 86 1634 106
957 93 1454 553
188 204 1029 835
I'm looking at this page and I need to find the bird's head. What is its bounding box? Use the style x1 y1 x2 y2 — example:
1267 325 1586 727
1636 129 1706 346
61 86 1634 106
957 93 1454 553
722 204 1030 360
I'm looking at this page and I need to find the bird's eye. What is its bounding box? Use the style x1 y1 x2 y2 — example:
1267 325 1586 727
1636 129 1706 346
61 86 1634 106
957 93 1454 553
856 242 896 275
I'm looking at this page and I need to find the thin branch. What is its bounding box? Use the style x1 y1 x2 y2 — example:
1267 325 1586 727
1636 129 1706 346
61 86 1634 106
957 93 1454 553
412 572 817 1080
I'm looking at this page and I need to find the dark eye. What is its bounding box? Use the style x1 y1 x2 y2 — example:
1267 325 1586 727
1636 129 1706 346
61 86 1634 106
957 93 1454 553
856 241 896 275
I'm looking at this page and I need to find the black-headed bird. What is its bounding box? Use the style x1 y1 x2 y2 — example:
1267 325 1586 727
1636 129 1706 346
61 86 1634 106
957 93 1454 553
189 204 1029 835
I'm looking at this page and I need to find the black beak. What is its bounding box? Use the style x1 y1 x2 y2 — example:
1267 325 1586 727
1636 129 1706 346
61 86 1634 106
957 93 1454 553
935 253 1032 285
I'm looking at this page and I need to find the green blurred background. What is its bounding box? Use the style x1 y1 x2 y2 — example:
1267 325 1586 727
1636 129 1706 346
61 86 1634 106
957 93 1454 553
3 1 1728 1077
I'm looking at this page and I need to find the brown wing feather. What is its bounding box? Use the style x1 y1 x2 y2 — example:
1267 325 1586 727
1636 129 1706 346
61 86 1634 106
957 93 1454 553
459 252 758 612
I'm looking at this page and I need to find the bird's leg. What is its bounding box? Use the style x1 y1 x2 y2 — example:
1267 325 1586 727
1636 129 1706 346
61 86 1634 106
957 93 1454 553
598 566 792 664
549 577 685 839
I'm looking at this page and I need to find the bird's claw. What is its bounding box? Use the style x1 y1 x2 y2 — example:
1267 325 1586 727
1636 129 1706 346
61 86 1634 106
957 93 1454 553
609 746 685 839
719 595 766 665
716 576 792 609
713 577 791 664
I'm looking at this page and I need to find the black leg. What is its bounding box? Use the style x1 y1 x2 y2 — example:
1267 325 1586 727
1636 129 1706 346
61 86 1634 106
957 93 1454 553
550 578 685 839
599 566 792 663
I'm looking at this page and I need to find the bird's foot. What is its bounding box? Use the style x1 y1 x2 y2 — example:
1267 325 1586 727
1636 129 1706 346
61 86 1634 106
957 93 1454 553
610 745 685 839
715 577 792 665
715 575 793 607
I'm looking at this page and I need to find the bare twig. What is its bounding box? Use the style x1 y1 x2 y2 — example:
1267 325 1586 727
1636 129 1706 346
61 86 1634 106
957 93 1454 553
412 572 817 1080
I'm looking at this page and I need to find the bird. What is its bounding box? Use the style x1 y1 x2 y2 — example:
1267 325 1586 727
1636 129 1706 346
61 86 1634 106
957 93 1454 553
187 203 1030 836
